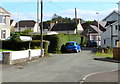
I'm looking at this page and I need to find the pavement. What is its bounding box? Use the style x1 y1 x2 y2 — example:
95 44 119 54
81 70 120 84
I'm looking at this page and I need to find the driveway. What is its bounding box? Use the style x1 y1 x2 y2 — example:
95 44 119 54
1 48 119 82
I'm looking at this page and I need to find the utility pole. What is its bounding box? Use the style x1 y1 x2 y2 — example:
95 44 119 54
40 0 44 57
75 8 77 33
37 0 40 32
96 12 100 47
75 8 77 25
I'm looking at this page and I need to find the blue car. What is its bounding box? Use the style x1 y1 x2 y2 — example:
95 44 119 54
61 41 81 53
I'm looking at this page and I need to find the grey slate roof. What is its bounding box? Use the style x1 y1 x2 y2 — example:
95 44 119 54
15 20 36 28
51 23 77 31
90 25 102 33
102 10 120 21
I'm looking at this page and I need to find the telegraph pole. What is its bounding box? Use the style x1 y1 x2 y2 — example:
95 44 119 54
75 8 77 33
75 8 77 25
37 0 40 32
40 0 44 57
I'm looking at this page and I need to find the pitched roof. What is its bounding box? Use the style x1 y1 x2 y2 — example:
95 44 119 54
105 21 116 27
15 20 36 28
51 23 77 31
102 10 120 21
90 25 102 33
0 6 10 15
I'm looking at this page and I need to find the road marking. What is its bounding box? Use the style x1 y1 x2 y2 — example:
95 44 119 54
79 69 119 84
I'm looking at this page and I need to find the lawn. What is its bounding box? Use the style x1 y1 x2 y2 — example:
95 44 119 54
95 52 113 58
0 49 14 52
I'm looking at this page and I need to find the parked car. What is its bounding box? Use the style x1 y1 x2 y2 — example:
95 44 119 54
86 40 97 47
61 41 81 53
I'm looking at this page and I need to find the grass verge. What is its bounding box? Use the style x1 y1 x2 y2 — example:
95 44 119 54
95 52 113 58
0 49 14 52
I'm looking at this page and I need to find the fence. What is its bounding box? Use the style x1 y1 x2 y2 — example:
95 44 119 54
0 49 44 65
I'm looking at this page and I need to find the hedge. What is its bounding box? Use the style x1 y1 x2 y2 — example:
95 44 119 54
4 33 86 53
44 34 85 53
1 40 49 53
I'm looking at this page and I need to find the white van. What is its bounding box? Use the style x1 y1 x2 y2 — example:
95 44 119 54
7 36 32 41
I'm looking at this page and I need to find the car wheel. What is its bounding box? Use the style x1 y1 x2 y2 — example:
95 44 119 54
79 49 81 52
75 49 78 53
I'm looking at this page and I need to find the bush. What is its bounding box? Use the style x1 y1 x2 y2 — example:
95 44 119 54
96 46 112 54
44 34 84 53
10 33 21 42
2 40 49 53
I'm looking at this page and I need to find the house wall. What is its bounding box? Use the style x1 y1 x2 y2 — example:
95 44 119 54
77 23 84 34
101 21 120 47
14 27 34 32
101 26 111 47
56 30 76 34
0 16 10 40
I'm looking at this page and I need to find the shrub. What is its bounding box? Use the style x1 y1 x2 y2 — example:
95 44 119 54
2 40 49 53
10 33 21 42
44 34 84 53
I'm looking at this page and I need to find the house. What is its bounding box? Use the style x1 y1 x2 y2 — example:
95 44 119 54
50 20 84 34
0 6 11 40
100 3 120 47
14 20 38 32
101 21 120 47
81 20 107 46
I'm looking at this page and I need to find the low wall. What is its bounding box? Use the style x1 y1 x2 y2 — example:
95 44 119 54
1 49 44 65
0 52 3 61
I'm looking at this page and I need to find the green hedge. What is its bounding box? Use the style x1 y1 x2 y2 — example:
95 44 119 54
44 34 85 53
1 40 49 53
29 34 86 53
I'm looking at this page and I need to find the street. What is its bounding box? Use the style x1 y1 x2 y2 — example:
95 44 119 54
1 48 119 82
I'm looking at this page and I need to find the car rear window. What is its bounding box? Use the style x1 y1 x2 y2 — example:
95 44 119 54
65 43 74 46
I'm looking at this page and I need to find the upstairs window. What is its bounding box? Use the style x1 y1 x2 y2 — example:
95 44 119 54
0 15 6 24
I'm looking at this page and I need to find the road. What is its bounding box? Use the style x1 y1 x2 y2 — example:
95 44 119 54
1 48 118 82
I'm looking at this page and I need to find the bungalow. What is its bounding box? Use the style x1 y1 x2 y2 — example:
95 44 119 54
14 20 38 32
0 6 11 40
50 20 84 34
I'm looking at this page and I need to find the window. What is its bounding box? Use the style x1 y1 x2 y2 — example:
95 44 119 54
103 39 105 44
1 30 6 39
119 25 120 31
115 25 118 30
0 15 6 24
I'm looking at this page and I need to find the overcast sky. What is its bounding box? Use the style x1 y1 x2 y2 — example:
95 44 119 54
0 0 119 21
